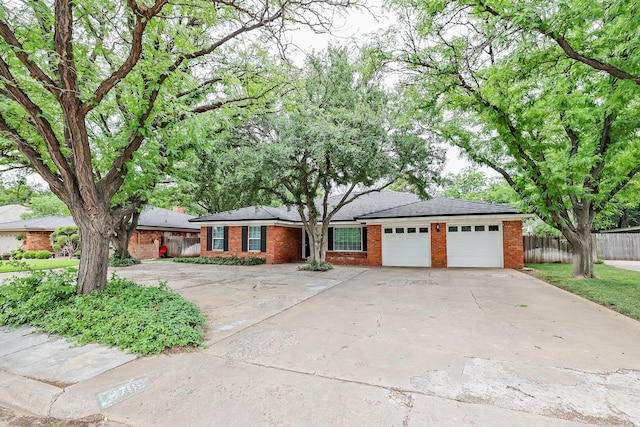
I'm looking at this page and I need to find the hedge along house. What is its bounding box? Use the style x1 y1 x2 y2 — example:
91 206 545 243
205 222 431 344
0 206 199 258
190 191 530 268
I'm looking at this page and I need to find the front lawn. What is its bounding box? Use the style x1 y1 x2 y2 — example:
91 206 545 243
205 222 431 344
0 259 80 273
525 263 640 320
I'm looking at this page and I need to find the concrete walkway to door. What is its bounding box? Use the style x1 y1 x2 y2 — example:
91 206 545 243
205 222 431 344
1 263 640 426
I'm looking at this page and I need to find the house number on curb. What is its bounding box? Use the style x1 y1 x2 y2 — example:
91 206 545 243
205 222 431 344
96 376 152 409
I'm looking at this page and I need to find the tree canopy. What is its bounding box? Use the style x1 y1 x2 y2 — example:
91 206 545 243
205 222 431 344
229 46 444 263
390 0 640 277
0 0 352 293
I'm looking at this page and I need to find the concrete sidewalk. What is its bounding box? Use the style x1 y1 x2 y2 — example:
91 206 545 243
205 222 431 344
604 260 640 272
1 263 640 426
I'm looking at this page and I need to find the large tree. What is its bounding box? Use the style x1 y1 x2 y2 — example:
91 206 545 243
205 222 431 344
0 0 350 293
232 47 443 263
391 0 640 277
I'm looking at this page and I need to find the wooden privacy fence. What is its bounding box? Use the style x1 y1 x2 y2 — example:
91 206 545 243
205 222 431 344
524 234 640 263
166 236 200 258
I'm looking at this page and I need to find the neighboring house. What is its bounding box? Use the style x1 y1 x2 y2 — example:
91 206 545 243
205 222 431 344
0 206 199 258
189 191 530 268
0 205 28 253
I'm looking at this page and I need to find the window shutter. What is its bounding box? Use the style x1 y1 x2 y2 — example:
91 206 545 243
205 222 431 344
362 227 367 252
206 227 212 251
260 226 267 252
241 226 248 252
328 227 334 251
223 226 229 251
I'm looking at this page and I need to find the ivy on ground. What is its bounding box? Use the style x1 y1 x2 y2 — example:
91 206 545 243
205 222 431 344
0 269 205 355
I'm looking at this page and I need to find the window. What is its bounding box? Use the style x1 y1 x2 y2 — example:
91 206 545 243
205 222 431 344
334 228 362 251
475 225 485 232
489 225 500 231
248 226 261 251
407 227 416 233
419 227 429 233
461 226 471 232
212 226 225 250
448 226 458 232
384 228 393 234
396 228 405 233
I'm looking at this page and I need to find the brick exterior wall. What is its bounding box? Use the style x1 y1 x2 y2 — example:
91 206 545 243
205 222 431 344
200 225 303 264
267 226 302 264
326 251 368 265
366 224 382 266
430 222 447 268
129 242 160 260
503 220 524 269
23 231 54 252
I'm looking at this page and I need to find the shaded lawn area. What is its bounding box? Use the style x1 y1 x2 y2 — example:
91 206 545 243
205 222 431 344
0 259 79 273
525 263 640 320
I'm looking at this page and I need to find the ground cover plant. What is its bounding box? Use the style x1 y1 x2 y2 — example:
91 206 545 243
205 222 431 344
298 260 333 272
0 259 79 273
173 256 265 266
108 253 141 267
0 269 205 355
525 263 640 320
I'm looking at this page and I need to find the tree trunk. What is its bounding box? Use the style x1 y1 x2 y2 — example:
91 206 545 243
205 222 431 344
563 205 597 279
73 211 114 294
112 211 140 258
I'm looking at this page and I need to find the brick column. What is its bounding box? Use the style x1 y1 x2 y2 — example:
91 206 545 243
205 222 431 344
366 225 382 266
430 222 447 268
503 220 524 269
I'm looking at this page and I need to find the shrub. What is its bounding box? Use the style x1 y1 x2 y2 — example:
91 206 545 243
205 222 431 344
298 260 333 271
109 253 141 267
10 248 23 260
0 270 205 355
50 225 80 257
23 251 37 259
173 255 265 266
36 250 52 259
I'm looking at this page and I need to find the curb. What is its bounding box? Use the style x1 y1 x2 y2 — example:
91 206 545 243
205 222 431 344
0 371 61 417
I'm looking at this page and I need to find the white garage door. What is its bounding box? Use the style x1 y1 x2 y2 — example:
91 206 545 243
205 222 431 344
382 226 431 267
447 224 503 267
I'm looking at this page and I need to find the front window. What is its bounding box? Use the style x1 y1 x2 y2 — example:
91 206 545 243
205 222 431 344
212 226 225 250
248 226 261 251
334 228 362 251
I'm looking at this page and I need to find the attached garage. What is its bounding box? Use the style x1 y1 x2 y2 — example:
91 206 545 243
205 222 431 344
382 225 431 267
446 224 503 267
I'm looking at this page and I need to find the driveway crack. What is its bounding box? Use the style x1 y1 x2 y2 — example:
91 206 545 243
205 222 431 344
469 288 481 309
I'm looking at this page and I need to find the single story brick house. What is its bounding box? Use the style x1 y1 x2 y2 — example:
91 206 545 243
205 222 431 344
0 206 199 259
189 191 530 268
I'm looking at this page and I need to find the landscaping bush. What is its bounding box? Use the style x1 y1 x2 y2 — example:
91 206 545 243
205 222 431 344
0 269 205 355
10 248 23 260
35 250 52 259
109 252 141 267
23 251 37 259
298 259 333 271
173 255 265 266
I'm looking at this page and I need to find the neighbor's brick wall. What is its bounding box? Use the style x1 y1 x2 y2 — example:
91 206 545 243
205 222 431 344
431 222 447 268
129 242 160 260
503 220 524 269
23 231 53 252
366 225 382 266
131 230 164 245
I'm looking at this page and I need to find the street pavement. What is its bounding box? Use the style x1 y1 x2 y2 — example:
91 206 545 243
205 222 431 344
1 262 639 426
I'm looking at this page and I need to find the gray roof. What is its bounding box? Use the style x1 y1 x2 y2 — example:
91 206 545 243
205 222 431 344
190 205 300 223
357 197 517 219
137 206 199 230
0 216 75 231
190 191 519 224
0 205 27 223
0 206 199 231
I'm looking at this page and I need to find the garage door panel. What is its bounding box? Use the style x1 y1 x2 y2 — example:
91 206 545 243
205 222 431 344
447 225 503 268
382 227 431 267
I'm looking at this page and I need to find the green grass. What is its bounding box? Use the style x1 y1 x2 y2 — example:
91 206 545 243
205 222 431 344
525 263 640 320
0 259 79 273
0 269 205 355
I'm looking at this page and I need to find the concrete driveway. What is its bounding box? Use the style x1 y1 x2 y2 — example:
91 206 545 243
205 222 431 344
2 263 640 426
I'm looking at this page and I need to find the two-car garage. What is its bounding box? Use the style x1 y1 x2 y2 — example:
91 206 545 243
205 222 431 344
381 223 504 268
